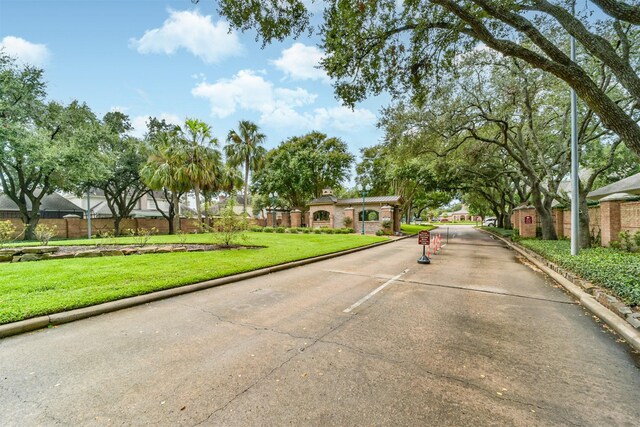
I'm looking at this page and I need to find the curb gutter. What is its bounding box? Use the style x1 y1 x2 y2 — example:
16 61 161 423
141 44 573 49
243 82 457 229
1 235 416 339
482 230 640 352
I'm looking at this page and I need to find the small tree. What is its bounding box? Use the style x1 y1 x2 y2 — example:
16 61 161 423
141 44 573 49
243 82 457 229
213 201 247 246
342 216 353 228
34 224 57 246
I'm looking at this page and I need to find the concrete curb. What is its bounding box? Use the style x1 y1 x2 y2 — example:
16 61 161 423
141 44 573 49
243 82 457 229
481 230 640 352
1 236 415 339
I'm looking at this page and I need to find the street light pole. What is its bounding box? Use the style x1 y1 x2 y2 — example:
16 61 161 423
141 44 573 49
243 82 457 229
570 1 580 256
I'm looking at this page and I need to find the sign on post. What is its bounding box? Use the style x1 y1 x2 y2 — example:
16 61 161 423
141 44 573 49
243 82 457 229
524 216 533 225
418 230 431 245
417 230 431 264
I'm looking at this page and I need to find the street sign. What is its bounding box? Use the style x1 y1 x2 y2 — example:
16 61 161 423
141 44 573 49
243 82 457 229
418 230 430 245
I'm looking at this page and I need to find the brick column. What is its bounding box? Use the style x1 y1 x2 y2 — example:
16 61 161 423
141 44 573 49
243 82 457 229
281 212 291 228
552 208 564 238
267 210 277 227
65 216 82 239
290 210 302 228
518 207 537 238
600 199 622 247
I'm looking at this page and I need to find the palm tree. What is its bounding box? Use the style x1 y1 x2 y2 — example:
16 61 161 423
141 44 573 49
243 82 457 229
177 118 222 223
224 120 267 213
140 127 191 234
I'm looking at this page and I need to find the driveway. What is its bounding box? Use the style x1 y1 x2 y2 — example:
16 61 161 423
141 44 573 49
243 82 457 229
1 226 638 426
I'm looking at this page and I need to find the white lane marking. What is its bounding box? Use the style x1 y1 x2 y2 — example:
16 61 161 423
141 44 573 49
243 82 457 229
343 269 410 313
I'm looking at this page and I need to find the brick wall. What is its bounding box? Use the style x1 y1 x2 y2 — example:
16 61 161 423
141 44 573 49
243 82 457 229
620 201 640 234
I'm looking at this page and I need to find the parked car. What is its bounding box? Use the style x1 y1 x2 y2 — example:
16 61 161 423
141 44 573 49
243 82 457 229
483 217 497 226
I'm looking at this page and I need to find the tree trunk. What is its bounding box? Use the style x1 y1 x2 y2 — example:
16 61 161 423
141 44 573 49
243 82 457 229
172 192 180 235
114 216 122 237
578 189 592 249
194 185 202 226
22 214 39 241
243 160 250 213
531 189 557 240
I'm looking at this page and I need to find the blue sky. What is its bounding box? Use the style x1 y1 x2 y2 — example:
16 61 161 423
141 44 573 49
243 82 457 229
0 0 386 159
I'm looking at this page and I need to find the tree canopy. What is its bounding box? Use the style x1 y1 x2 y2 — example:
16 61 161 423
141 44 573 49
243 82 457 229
252 131 354 209
213 0 640 158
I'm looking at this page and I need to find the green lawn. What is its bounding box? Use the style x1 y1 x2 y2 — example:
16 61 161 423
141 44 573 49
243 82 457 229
401 224 437 234
0 232 386 324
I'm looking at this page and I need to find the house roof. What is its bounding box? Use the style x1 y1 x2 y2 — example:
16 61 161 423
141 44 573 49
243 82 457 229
450 207 470 215
309 195 402 206
308 195 338 205
0 192 85 213
587 172 640 200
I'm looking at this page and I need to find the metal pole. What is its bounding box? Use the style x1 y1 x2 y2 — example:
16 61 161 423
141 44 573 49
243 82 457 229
570 1 580 256
86 190 92 240
361 189 365 235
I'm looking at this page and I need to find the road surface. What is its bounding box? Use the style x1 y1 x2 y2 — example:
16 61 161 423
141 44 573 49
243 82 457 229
1 226 638 426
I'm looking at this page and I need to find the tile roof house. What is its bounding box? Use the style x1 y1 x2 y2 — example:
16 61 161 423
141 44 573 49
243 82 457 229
307 189 403 234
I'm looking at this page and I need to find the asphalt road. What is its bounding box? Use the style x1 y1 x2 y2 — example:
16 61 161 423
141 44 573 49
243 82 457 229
1 226 639 426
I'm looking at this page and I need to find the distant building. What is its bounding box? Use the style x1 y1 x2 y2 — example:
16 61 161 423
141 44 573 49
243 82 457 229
0 191 85 219
307 189 403 234
62 190 193 219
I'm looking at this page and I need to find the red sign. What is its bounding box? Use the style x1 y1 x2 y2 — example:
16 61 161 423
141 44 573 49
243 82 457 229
418 230 430 245
524 215 533 225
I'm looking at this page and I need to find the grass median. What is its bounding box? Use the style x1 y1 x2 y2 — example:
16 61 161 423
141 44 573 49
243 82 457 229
401 224 437 234
0 232 386 325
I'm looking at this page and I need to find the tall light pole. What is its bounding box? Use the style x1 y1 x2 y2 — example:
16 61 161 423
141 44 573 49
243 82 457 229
570 1 580 256
86 189 92 240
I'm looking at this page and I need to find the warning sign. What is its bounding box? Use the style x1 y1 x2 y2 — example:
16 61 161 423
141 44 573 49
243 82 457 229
418 230 430 245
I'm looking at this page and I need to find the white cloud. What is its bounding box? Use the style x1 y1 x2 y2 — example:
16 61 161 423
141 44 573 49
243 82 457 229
130 113 182 138
130 9 242 63
192 69 317 119
0 36 50 67
192 69 375 133
271 43 328 82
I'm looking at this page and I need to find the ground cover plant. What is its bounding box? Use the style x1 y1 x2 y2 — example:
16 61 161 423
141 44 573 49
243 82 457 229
478 226 514 238
0 232 386 324
519 240 640 307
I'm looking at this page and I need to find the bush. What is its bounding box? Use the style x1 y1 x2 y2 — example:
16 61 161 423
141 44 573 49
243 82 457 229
250 226 263 232
34 224 58 246
376 230 384 236
345 228 354 234
302 228 310 234
520 239 640 306
275 227 286 233
263 226 274 233
212 203 248 246
313 228 322 234
343 216 353 228
127 227 158 247
0 221 17 247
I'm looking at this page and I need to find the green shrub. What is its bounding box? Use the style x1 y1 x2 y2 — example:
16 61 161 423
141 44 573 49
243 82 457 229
376 230 384 236
302 228 310 234
250 226 263 232
275 227 286 233
0 221 17 247
34 223 58 246
520 239 640 306
313 228 322 234
345 228 354 234
343 216 353 228
263 226 274 233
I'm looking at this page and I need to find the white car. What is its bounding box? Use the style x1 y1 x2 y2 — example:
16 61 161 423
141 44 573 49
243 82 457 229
482 217 497 226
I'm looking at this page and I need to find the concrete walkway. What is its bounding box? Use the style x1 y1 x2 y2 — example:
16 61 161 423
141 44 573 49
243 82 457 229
1 226 638 426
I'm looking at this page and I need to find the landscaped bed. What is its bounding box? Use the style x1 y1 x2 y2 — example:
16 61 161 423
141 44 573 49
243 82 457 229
518 239 640 307
481 228 640 307
0 232 386 325
401 224 437 234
